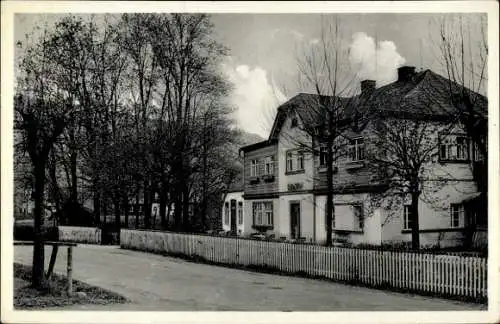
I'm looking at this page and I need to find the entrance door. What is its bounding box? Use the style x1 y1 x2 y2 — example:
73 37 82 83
290 202 301 239
230 199 237 235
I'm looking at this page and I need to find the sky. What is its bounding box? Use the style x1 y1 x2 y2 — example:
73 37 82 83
209 13 487 137
13 13 487 138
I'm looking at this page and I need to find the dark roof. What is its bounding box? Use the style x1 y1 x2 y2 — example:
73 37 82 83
240 139 278 153
268 69 487 140
362 69 487 119
269 93 359 140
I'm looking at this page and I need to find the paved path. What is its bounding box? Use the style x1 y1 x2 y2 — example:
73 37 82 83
14 245 486 311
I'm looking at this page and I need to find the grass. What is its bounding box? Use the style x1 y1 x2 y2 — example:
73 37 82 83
14 263 128 309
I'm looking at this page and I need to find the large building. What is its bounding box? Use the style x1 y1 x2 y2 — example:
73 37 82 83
224 66 487 248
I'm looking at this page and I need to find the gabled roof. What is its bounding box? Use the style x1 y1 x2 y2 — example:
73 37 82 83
360 69 487 120
268 93 359 140
240 139 278 153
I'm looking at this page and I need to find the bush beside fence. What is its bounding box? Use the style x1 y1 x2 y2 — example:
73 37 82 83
58 226 101 244
120 229 488 303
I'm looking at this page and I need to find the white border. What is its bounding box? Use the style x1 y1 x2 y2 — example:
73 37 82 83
1 1 499 324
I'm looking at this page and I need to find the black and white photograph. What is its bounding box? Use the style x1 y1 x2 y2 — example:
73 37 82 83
1 1 499 323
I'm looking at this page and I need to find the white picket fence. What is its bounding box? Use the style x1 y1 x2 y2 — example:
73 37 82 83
121 229 487 301
59 226 101 244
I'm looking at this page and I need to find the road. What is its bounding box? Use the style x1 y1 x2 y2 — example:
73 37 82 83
14 245 486 311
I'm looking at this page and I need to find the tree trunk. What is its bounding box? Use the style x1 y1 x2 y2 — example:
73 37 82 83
32 160 47 289
182 183 190 231
135 191 140 229
143 179 151 229
410 190 421 250
173 181 182 230
201 122 208 231
325 115 335 247
114 194 121 230
123 196 129 229
93 188 101 226
159 188 167 229
69 125 78 204
70 150 78 203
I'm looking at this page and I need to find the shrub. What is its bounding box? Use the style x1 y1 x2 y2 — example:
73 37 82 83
14 220 58 241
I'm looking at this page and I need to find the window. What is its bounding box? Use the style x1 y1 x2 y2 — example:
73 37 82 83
348 138 365 162
250 159 258 177
286 151 293 171
403 205 412 230
456 137 468 160
286 150 305 173
252 201 273 226
329 204 363 231
440 135 469 161
264 156 275 175
450 204 463 228
319 146 328 167
224 202 229 225
472 142 484 161
297 151 304 170
291 117 298 128
237 202 243 225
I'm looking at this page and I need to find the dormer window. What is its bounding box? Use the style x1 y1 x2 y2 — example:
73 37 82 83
291 117 298 128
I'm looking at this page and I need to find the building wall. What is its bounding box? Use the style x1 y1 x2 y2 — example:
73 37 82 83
381 179 477 248
241 99 482 249
278 111 314 193
243 144 279 196
314 193 383 245
222 191 245 235
278 193 315 242
314 126 378 192
243 198 280 237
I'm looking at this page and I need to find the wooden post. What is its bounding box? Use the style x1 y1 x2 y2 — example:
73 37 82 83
67 246 73 295
46 245 59 280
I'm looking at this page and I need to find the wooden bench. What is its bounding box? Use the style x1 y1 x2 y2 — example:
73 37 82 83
14 241 77 294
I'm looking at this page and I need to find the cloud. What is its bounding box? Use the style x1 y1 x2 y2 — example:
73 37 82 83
222 63 287 138
271 28 304 42
348 32 406 86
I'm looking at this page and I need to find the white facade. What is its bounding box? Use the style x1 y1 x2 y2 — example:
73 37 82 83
266 98 481 247
222 191 245 236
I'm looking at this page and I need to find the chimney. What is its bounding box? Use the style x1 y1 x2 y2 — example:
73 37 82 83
360 80 376 94
397 66 416 82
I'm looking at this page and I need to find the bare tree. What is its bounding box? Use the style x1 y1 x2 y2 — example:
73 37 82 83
431 13 488 244
367 117 441 250
15 20 84 288
145 13 231 231
286 17 358 246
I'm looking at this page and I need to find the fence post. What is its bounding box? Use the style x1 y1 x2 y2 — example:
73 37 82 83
66 246 73 295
